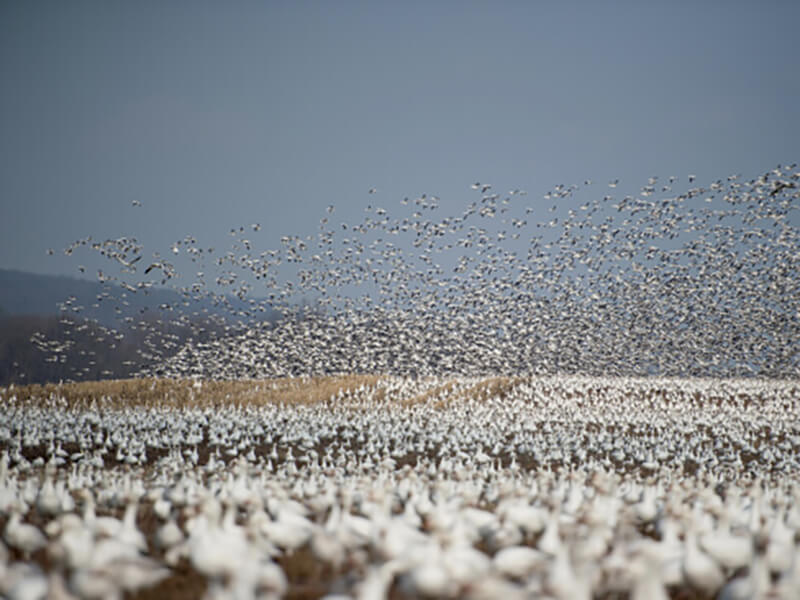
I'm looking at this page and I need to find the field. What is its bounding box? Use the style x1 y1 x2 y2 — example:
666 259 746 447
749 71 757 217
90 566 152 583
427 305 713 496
3 3 799 595
2 375 800 599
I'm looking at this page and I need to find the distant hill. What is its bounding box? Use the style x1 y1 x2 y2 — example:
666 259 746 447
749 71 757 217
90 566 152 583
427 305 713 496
0 268 278 385
0 268 277 327
0 269 101 317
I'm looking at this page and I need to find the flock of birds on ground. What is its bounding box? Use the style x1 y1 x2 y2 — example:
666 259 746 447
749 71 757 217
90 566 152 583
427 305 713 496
2 375 800 599
36 163 799 381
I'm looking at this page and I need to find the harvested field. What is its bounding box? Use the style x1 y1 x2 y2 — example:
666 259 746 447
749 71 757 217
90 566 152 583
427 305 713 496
2 375 800 599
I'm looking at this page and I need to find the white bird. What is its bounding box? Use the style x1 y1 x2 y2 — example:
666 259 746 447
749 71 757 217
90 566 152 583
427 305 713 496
682 527 725 595
4 508 47 558
493 545 545 579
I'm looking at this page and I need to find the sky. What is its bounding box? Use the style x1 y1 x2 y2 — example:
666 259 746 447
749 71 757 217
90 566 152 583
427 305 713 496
1 0 798 281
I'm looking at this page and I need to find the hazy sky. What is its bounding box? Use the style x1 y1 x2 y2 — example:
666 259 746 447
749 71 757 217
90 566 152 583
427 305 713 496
1 0 798 279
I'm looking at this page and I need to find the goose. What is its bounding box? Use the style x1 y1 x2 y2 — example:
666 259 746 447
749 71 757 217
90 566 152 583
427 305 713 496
441 542 491 586
310 526 345 570
628 541 669 600
154 517 184 551
69 567 122 600
404 559 456 598
188 506 247 580
682 525 725 595
46 571 80 600
261 498 314 553
375 516 430 562
54 514 94 570
1 563 48 600
77 490 122 539
254 559 288 599
699 508 752 571
546 544 592 600
537 508 562 556
765 512 795 574
4 507 47 558
151 494 172 521
633 484 659 523
493 545 546 579
89 554 170 596
356 559 406 600
774 546 800 599
717 550 770 600
497 499 546 538
36 474 61 517
115 494 147 552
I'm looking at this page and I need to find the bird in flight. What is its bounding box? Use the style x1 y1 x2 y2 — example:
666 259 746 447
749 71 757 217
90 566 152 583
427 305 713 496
769 181 796 196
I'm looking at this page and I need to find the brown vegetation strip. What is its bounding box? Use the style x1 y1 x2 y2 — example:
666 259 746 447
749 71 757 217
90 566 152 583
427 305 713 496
0 375 384 409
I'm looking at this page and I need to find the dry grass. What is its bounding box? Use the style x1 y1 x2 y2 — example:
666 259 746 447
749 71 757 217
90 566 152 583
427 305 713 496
397 379 462 407
3 373 790 413
394 376 523 408
0 374 524 411
454 376 523 403
0 374 383 409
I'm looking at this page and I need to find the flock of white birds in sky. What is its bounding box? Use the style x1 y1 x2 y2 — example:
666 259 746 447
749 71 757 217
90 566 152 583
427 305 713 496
37 163 799 381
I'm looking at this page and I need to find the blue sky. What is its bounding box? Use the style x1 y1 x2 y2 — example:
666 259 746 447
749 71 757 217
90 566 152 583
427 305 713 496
1 0 798 280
